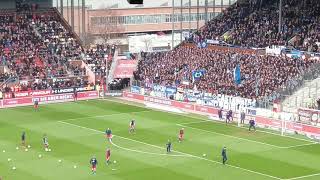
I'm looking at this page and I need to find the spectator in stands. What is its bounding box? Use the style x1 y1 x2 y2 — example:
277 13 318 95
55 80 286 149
135 45 317 101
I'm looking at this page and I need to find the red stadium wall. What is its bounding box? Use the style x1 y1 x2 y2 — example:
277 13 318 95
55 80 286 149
0 91 99 108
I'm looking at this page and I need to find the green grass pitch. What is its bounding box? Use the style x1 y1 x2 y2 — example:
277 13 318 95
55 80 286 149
0 99 320 180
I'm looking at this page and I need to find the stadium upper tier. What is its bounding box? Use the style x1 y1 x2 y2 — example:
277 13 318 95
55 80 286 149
197 0 319 52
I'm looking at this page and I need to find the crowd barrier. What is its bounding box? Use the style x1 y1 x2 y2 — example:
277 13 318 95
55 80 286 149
123 92 320 138
0 91 99 108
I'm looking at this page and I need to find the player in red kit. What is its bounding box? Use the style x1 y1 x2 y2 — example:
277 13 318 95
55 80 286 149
105 128 112 142
34 100 39 110
178 128 184 142
105 148 111 165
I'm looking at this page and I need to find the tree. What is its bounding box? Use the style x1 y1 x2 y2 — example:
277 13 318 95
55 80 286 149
141 35 153 52
97 8 125 45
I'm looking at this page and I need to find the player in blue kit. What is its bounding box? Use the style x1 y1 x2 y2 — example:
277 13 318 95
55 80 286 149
90 156 98 174
222 146 227 165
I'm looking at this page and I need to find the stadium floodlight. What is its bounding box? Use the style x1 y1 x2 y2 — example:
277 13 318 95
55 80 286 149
127 0 143 4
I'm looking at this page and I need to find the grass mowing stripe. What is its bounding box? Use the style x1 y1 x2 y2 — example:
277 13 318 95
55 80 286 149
58 120 282 180
58 110 151 122
176 124 283 148
106 98 316 143
177 124 318 149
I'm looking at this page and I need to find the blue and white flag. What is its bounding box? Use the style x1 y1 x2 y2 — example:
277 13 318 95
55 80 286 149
197 41 208 49
234 64 241 85
290 50 302 59
192 69 206 82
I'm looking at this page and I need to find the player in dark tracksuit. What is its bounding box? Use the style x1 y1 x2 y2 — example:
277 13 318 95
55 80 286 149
90 157 98 174
73 88 78 101
240 111 245 124
249 119 256 131
43 134 49 151
228 110 233 122
222 147 227 165
226 110 232 124
218 108 223 121
166 140 172 153
21 131 26 146
129 119 135 133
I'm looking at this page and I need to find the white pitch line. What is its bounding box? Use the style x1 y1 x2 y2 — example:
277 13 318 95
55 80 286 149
178 118 316 144
59 110 151 122
281 142 318 149
177 124 283 149
58 121 103 134
179 120 212 125
285 172 320 180
58 120 282 180
110 137 191 157
103 98 316 143
178 124 318 149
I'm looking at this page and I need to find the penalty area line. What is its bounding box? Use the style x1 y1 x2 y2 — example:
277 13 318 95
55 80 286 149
177 124 283 148
58 120 282 180
177 124 318 149
285 172 320 180
178 119 316 144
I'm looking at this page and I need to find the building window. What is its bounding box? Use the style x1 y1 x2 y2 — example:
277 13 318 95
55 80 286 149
91 11 224 26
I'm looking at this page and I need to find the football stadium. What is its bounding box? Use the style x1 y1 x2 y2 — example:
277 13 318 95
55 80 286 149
0 0 320 180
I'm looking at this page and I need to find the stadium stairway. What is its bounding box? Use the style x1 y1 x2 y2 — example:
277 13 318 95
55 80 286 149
108 50 119 83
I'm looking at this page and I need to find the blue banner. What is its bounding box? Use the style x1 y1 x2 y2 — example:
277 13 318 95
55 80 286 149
192 69 206 81
153 84 166 92
290 50 302 58
165 86 177 95
197 41 208 49
131 86 141 94
234 64 241 85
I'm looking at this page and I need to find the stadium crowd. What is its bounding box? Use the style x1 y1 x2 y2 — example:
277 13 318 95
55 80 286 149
0 11 83 81
198 0 320 52
84 44 116 77
0 6 116 93
135 45 317 100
